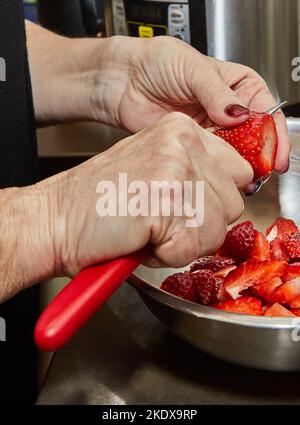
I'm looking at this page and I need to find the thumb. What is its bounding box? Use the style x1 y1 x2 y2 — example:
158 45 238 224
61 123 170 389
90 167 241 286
194 66 250 127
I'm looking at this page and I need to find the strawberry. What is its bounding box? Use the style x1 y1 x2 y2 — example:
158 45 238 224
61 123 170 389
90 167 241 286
270 278 300 306
211 296 263 316
266 217 298 242
283 265 300 282
220 221 257 262
290 309 300 317
264 303 296 317
214 265 237 278
190 256 235 273
270 237 287 261
214 112 278 179
290 295 300 309
251 277 283 304
280 233 300 260
250 232 271 261
161 272 198 303
191 270 223 305
224 260 287 300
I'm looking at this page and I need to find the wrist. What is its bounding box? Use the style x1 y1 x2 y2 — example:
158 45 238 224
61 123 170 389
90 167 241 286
88 36 145 127
0 185 56 301
26 21 111 125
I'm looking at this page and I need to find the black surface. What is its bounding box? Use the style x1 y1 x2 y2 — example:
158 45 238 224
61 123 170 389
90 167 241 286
0 0 39 404
38 0 103 37
38 284 300 405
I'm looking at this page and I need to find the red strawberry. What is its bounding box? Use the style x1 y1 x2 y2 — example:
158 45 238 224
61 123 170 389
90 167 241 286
211 296 263 316
290 295 300 309
251 277 283 304
280 233 300 260
161 272 198 302
264 303 296 317
270 278 300 306
191 270 223 305
224 260 287 300
266 217 298 242
283 265 300 282
214 265 237 278
214 112 278 179
190 256 235 273
270 237 287 261
290 309 300 317
250 232 271 261
220 221 257 262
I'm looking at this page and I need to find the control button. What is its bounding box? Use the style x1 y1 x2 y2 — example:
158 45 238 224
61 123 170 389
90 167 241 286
171 18 184 24
138 26 154 38
171 10 184 19
173 33 184 40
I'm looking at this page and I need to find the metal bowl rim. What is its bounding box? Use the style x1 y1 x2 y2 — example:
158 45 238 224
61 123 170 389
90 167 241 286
129 271 299 330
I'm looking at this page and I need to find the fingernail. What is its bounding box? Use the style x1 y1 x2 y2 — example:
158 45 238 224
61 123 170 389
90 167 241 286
244 180 263 197
225 104 250 118
279 159 290 174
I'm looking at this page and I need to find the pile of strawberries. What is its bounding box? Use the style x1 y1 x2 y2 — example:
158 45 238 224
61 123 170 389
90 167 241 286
161 218 300 317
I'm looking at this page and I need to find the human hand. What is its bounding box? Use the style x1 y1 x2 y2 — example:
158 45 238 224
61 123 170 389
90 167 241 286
90 36 289 173
44 113 253 275
0 113 254 301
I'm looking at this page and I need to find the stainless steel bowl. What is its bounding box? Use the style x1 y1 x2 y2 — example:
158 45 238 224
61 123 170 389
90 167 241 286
129 119 300 371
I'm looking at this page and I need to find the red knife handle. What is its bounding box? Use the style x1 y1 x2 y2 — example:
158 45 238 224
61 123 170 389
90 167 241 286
34 249 147 352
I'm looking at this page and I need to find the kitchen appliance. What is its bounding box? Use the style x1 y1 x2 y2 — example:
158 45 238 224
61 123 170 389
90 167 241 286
105 0 300 110
38 0 300 108
38 0 105 37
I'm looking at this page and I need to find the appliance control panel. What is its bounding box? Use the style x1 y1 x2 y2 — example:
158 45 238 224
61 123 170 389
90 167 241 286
111 0 191 44
168 3 190 43
111 0 128 35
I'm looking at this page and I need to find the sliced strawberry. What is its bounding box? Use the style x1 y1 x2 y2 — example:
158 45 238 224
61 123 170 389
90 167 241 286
191 270 223 305
161 272 198 303
190 256 235 273
270 237 287 261
290 295 300 309
211 296 263 316
270 278 300 306
224 260 287 300
251 277 283 304
266 217 298 242
283 265 300 282
280 233 300 260
215 112 278 180
264 303 296 317
219 221 257 262
250 232 271 261
214 265 237 278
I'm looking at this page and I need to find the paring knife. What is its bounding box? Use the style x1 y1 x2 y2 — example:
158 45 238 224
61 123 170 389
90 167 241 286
34 101 287 352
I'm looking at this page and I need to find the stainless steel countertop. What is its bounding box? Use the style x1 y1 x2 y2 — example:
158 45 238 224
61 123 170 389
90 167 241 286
37 122 129 158
37 118 300 158
37 283 300 405
37 119 300 405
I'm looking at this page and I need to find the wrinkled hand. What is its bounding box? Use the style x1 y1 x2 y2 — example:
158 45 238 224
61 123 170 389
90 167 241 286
91 36 289 173
47 113 253 275
0 113 253 302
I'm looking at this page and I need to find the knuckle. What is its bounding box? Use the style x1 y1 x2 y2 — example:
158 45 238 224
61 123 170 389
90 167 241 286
165 111 193 124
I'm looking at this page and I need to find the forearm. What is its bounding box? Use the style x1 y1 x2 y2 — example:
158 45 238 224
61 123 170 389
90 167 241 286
0 185 55 301
25 21 113 125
